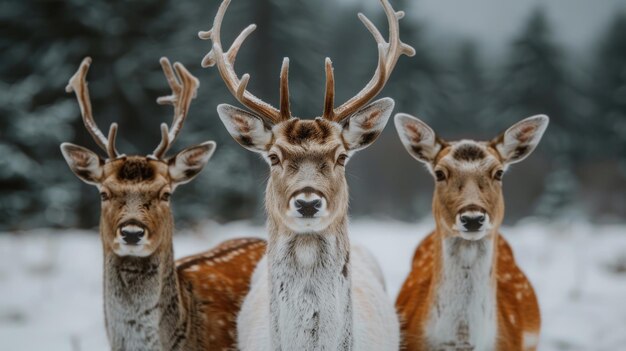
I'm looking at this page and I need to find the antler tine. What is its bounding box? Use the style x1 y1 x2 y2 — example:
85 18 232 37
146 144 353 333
106 123 121 159
324 0 416 122
227 24 257 65
279 58 291 120
151 123 170 160
199 0 289 124
152 57 200 159
66 57 120 159
323 58 335 119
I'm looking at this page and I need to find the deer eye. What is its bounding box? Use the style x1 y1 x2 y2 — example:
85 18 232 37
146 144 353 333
268 154 280 166
161 192 171 202
337 154 348 166
100 192 110 201
494 169 504 181
434 170 447 182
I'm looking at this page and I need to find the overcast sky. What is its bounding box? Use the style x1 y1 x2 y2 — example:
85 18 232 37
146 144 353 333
356 0 626 55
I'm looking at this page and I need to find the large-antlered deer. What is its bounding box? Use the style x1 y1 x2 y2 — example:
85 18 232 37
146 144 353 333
394 113 548 350
60 57 266 351
198 0 414 349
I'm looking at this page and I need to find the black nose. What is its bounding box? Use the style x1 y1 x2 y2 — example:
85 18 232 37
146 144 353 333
295 199 322 218
120 227 145 245
460 214 485 232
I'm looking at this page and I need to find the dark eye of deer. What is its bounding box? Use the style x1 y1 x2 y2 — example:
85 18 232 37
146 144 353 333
161 192 171 202
100 192 109 201
268 154 280 166
435 170 446 182
337 154 348 166
494 170 504 181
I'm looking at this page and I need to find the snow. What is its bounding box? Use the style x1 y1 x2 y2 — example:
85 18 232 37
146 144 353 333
1 220 625 351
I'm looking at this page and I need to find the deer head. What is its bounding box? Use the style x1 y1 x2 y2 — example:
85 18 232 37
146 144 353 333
199 0 414 233
395 114 549 240
61 57 215 257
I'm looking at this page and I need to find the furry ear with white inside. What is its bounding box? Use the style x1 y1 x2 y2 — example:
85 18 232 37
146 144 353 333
394 113 442 165
217 104 273 154
168 141 216 187
491 115 549 167
60 143 105 185
341 98 394 153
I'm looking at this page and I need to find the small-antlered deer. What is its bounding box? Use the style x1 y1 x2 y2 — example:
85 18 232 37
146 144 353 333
198 0 414 349
60 57 266 351
394 113 548 350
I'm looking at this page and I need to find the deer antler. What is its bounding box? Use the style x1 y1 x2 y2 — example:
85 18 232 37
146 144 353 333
66 57 120 159
324 0 415 122
199 0 412 124
151 58 200 159
198 0 291 125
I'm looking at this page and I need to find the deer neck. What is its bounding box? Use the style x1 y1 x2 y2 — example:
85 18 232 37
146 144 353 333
426 226 498 350
266 216 353 350
102 232 190 351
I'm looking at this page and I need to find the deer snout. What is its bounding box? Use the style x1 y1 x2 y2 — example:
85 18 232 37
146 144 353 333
460 213 485 232
295 198 322 217
289 188 327 218
119 221 147 245
456 206 489 233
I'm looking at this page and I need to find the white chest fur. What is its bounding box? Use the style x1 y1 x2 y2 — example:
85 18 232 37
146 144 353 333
269 234 352 350
104 268 163 350
425 237 497 351
237 238 400 351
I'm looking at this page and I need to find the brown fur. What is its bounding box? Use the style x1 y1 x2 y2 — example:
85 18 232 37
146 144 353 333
452 144 486 161
396 141 541 351
175 238 267 350
265 120 349 229
283 118 334 145
62 56 264 349
90 156 266 350
117 159 155 182
396 232 540 350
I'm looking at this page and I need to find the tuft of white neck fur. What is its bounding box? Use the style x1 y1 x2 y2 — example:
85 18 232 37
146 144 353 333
237 221 399 351
425 234 497 351
103 251 182 351
270 231 352 350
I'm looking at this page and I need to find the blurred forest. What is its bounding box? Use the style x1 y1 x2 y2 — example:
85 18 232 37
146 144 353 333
1 0 625 230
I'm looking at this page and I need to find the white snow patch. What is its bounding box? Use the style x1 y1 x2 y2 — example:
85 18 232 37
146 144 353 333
1 220 625 350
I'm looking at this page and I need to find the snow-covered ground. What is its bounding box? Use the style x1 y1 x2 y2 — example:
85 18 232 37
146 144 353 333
1 220 625 351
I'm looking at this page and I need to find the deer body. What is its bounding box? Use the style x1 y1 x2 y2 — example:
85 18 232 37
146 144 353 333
427 236 497 350
103 249 178 351
102 230 266 351
228 118 402 351
198 0 414 348
266 228 353 350
61 58 266 351
237 221 397 350
394 114 547 351
103 239 267 350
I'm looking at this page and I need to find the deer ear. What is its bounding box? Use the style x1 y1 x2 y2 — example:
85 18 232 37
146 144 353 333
60 143 104 185
168 141 216 187
341 98 394 153
394 113 443 165
492 115 549 167
217 104 273 154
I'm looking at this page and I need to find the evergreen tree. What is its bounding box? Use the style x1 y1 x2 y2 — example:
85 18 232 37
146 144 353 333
0 0 261 229
374 0 446 121
338 0 448 220
493 7 579 157
435 40 490 138
494 7 580 218
589 11 626 161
